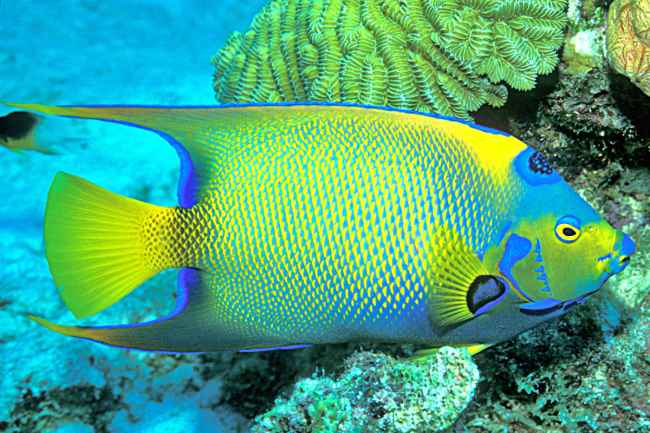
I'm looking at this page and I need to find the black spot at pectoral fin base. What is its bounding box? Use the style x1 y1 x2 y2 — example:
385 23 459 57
467 275 508 316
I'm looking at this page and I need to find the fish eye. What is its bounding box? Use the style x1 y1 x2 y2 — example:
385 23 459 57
555 217 581 243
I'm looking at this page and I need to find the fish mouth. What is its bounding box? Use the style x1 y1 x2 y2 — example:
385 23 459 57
603 232 635 275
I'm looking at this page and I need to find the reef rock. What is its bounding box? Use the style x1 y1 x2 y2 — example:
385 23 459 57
251 347 479 433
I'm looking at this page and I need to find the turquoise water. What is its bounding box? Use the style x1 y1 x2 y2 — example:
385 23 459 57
1 1 648 433
0 2 266 432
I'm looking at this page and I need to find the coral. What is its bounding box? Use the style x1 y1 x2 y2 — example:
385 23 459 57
562 0 607 75
251 347 479 433
563 28 605 74
513 47 650 174
46 421 95 433
514 0 650 174
460 296 650 432
213 0 568 118
2 385 121 433
607 0 650 96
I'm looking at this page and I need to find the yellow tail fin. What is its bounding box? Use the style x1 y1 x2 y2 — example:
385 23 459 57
45 172 181 318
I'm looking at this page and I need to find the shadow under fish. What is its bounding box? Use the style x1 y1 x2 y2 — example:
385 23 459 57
0 111 56 155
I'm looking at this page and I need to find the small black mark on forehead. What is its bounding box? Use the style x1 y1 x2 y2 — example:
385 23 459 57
529 151 554 175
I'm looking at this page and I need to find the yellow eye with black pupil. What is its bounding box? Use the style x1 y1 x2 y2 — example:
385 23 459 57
556 223 581 242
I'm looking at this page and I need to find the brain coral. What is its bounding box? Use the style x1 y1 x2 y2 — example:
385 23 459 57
213 0 568 118
607 0 650 96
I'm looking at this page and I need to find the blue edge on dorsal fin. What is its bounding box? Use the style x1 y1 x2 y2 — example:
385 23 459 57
60 102 510 208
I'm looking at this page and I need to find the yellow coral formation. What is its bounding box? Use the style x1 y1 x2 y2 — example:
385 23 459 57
213 0 568 118
607 0 650 96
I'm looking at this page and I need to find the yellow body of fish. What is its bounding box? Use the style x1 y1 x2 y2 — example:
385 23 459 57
9 102 633 354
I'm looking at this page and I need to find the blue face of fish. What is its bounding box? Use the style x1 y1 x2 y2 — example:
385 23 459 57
440 148 636 346
504 148 635 312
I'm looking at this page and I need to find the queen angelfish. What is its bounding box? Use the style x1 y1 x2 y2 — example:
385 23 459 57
10 102 636 354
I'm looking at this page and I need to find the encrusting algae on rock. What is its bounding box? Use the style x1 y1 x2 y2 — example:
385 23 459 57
213 0 568 118
251 347 479 433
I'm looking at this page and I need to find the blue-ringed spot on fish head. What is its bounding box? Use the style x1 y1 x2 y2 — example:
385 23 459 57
513 147 562 186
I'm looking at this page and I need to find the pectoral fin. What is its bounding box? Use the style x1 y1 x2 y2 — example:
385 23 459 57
427 226 508 327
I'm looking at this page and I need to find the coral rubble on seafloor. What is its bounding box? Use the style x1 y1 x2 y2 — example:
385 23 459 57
212 0 568 118
250 348 479 433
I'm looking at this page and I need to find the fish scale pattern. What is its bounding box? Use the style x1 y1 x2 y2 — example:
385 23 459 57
213 0 567 119
164 108 525 345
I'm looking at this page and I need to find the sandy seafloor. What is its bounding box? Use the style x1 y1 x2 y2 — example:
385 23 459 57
0 1 267 432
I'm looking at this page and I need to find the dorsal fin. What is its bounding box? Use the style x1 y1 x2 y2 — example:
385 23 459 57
6 101 521 208
5 103 237 207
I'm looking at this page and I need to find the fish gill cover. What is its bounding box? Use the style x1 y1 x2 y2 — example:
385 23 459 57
212 0 568 119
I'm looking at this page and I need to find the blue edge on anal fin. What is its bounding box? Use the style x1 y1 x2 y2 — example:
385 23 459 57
78 268 203 355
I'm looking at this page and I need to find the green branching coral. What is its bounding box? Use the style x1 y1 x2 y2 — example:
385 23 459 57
213 0 568 119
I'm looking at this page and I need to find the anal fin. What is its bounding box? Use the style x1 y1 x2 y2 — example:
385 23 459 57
30 269 217 353
30 269 311 353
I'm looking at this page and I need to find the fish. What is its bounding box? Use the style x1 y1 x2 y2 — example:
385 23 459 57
0 111 56 155
8 102 636 354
